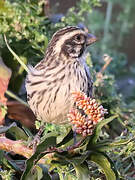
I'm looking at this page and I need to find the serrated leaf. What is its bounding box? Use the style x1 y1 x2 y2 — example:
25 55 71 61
21 132 57 180
73 162 90 180
89 152 119 180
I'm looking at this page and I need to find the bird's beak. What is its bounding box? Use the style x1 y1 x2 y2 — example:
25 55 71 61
86 33 98 46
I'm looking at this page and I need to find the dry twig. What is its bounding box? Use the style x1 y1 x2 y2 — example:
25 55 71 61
95 54 112 84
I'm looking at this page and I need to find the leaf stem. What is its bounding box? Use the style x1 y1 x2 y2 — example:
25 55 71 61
4 34 29 73
6 90 28 106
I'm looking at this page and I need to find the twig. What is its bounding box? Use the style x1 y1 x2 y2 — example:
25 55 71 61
0 135 32 158
0 135 50 164
96 54 112 83
0 134 85 163
100 54 112 74
6 90 28 107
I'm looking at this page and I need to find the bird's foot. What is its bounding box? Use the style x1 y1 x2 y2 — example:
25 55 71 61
28 125 45 152
67 131 85 151
67 139 84 151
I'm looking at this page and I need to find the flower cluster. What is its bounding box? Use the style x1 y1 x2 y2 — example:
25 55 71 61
68 92 108 137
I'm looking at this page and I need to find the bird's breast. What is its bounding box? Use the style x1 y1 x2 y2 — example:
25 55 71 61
26 62 88 124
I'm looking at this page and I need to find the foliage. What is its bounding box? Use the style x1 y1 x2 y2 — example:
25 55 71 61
0 0 52 93
0 0 135 179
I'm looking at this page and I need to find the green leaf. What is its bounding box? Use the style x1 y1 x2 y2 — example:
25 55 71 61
88 115 118 145
66 151 91 166
0 122 28 141
22 165 43 180
7 126 28 141
89 152 119 180
0 0 9 15
56 129 73 147
21 132 57 180
93 138 132 152
0 150 5 162
36 165 43 180
44 36 48 50
73 162 90 180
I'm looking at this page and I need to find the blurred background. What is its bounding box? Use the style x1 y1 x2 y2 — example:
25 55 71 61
49 0 135 102
50 0 135 66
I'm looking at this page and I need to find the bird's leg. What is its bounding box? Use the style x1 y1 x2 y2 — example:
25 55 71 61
28 125 45 151
67 137 85 151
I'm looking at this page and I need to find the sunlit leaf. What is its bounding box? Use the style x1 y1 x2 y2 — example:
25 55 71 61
93 139 132 152
89 152 119 180
73 162 90 180
7 126 28 141
36 165 43 180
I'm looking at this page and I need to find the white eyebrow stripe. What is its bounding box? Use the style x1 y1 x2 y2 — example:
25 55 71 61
54 30 85 55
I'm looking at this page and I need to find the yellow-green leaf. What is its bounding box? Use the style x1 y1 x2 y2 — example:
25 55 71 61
90 152 118 180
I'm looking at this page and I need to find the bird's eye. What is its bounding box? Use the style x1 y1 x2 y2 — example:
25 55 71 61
75 35 81 41
74 34 85 44
76 35 81 41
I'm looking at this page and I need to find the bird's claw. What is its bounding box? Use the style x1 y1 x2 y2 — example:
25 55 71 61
28 125 45 152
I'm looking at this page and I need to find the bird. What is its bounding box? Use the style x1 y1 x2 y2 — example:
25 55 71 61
25 26 97 126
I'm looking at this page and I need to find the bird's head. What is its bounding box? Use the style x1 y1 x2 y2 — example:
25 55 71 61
45 26 97 61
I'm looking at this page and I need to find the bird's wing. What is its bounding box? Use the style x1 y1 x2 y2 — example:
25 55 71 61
84 63 93 97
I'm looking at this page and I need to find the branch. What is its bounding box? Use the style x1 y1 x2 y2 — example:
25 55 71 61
95 54 112 85
0 135 32 158
100 54 112 74
0 135 49 164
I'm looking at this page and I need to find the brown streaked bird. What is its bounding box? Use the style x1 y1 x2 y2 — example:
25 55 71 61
25 26 97 125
